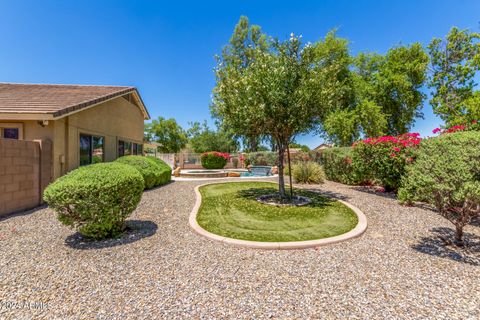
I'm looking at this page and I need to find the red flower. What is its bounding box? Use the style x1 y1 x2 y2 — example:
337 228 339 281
432 128 441 134
393 147 401 152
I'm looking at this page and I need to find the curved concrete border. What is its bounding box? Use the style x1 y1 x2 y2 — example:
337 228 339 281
189 181 368 250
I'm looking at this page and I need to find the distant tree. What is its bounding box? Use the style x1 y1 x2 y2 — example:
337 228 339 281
428 27 480 126
212 24 333 197
321 37 428 146
289 142 310 152
324 99 387 146
187 121 238 153
256 145 271 152
354 44 429 135
144 117 187 153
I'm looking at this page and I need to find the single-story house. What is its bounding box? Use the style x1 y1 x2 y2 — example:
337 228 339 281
313 143 333 151
0 83 150 179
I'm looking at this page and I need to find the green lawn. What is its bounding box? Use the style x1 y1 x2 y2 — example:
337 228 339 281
196 182 358 242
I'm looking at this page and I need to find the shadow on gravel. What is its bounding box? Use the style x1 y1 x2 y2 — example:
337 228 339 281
412 227 480 266
0 204 48 222
65 220 158 250
142 181 175 193
470 216 480 227
350 186 397 200
301 188 350 202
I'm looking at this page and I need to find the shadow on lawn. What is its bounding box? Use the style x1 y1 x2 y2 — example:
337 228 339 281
412 227 480 266
65 220 158 250
236 187 337 207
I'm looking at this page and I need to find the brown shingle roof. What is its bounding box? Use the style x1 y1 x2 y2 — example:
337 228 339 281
0 83 149 119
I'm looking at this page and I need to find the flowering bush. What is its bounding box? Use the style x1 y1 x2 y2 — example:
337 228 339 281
432 119 479 135
399 131 480 245
200 151 230 169
352 133 422 191
318 147 360 185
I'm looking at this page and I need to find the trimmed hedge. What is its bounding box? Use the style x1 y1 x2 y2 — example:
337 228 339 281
201 152 228 169
43 163 144 239
398 131 480 244
116 155 171 189
115 156 159 189
145 156 172 186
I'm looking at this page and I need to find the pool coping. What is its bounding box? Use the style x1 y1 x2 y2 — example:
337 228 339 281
189 181 368 250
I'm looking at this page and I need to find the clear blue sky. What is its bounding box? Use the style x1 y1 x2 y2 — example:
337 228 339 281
1 0 479 148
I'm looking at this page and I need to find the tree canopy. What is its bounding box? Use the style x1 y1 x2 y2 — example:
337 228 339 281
144 117 188 153
187 121 238 153
212 18 332 197
428 27 480 126
323 41 429 146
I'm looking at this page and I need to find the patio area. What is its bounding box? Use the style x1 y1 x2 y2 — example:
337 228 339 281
1 178 479 319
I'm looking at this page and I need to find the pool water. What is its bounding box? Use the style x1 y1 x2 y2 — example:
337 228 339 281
240 166 272 177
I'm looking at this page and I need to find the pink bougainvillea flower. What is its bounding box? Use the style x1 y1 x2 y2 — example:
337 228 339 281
392 147 401 152
432 128 441 134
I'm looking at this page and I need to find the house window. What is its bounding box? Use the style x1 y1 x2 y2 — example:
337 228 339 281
124 141 132 156
80 134 104 166
118 140 142 157
1 128 19 139
136 143 143 155
0 123 23 139
118 140 125 157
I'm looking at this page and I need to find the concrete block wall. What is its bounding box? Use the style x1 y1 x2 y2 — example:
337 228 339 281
0 139 52 216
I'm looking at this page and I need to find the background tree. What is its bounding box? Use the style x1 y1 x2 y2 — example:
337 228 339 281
322 39 428 145
428 27 480 126
187 121 238 153
356 44 429 135
213 25 332 197
144 117 187 153
289 142 310 152
211 16 268 152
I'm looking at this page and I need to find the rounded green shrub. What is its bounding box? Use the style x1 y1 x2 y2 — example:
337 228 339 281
318 147 359 185
43 162 144 239
144 156 172 186
200 152 229 169
398 131 480 245
291 161 325 184
116 155 160 189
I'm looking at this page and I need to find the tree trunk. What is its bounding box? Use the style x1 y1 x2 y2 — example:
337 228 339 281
286 144 293 199
454 225 464 246
277 145 286 198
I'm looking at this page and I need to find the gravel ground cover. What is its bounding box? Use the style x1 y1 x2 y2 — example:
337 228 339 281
0 178 479 319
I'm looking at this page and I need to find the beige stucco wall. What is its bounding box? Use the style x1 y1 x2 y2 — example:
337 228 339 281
63 96 144 175
1 95 145 179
